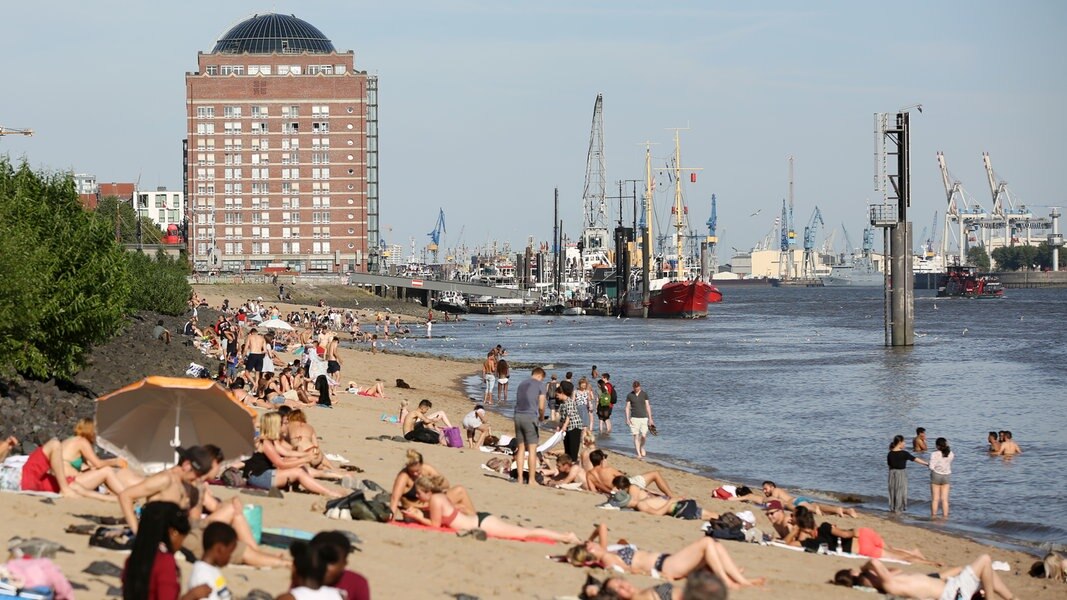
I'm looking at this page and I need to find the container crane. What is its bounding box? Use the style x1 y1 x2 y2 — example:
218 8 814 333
801 206 824 279
426 208 445 262
982 152 1033 247
0 126 33 138
937 151 986 262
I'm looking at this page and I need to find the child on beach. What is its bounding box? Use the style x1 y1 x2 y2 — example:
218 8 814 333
311 531 371 600
187 522 238 600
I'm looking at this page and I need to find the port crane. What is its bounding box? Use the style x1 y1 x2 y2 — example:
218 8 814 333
801 206 824 279
426 208 445 262
937 151 987 262
0 126 33 138
982 152 1034 248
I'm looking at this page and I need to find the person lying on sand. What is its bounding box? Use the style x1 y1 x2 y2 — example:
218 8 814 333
402 475 580 544
20 419 142 501
608 476 717 521
738 480 858 517
540 454 591 490
568 523 764 590
389 449 474 522
762 500 796 539
586 450 676 497
345 379 386 398
833 554 1016 600
786 509 940 566
579 574 680 600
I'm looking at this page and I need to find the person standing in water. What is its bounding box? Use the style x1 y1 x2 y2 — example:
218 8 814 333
887 435 928 513
929 437 954 519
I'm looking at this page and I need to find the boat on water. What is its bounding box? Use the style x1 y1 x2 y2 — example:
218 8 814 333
432 290 468 314
468 296 535 315
822 259 882 287
624 131 721 319
937 265 1004 298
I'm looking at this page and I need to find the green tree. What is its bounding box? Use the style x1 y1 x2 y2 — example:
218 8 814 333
94 196 164 245
966 245 990 271
1034 241 1067 270
125 249 192 316
0 159 131 379
992 245 1042 271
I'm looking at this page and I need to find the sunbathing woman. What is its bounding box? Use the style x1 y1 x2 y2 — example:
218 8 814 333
20 418 141 500
389 449 474 521
241 413 343 499
286 409 341 473
786 510 939 566
567 523 764 590
403 475 580 544
579 575 680 600
345 379 386 398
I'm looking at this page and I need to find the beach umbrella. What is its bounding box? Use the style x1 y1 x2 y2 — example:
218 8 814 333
95 376 257 471
257 318 293 331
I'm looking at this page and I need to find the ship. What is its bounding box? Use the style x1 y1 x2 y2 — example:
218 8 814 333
432 290 468 314
625 131 721 318
822 258 882 287
936 265 1004 298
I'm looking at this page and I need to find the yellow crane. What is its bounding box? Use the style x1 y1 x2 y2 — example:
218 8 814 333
0 126 33 137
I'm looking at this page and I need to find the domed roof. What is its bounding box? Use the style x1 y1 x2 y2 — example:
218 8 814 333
212 13 335 55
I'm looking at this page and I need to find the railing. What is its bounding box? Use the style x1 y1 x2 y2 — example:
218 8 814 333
869 204 898 227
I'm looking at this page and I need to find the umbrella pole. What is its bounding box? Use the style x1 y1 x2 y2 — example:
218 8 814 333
172 401 181 466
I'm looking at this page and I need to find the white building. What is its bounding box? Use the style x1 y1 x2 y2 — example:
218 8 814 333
136 187 185 233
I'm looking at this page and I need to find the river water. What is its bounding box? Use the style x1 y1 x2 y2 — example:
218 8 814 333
401 287 1067 551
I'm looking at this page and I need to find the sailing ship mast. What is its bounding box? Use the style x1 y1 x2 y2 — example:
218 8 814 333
642 143 654 318
668 128 701 280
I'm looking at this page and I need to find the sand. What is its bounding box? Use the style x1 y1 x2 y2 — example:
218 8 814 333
0 286 1060 599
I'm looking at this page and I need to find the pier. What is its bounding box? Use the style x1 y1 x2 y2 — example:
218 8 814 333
347 272 526 306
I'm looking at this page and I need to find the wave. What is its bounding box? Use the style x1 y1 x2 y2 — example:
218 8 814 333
984 519 1067 539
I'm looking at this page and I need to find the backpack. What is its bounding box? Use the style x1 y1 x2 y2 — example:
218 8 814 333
598 391 611 408
705 513 745 541
607 383 617 405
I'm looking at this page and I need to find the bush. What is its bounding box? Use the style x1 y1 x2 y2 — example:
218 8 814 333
125 250 193 316
0 159 131 379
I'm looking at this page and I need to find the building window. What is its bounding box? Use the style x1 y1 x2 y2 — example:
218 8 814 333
196 106 215 118
251 105 268 117
311 105 330 116
281 105 299 117
251 121 267 133
220 65 245 76
336 65 347 75
206 66 218 76
224 106 242 118
248 65 271 76
282 122 299 134
196 123 215 135
312 122 329 133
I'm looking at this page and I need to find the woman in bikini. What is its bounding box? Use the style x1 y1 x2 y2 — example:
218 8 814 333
403 475 580 544
20 418 141 500
567 523 764 590
388 449 474 521
786 509 940 566
285 409 342 474
241 412 343 498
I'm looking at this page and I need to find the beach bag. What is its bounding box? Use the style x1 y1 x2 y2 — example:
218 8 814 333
705 513 745 541
0 456 27 492
443 427 463 448
713 485 737 500
220 467 247 488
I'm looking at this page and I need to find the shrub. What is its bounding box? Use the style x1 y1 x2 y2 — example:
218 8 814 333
125 249 192 316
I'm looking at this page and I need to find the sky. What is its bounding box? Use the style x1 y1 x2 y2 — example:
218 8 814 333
2 0 1064 259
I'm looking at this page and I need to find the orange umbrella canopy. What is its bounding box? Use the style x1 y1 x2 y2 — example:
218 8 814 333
95 376 257 468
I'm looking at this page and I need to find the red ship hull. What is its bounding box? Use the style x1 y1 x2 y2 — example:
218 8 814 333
647 280 716 318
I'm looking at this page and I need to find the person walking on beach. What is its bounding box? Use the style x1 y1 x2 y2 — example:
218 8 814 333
625 381 654 459
481 351 497 406
887 435 928 513
496 357 510 403
929 437 954 519
513 367 547 486
556 381 584 462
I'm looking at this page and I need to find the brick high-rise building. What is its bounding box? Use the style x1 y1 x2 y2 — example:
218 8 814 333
185 13 380 274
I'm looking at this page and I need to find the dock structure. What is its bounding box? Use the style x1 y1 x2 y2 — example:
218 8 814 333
347 272 526 306
871 109 917 347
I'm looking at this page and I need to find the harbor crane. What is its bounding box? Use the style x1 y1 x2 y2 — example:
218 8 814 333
426 208 445 262
938 151 987 263
801 206 824 279
0 126 33 138
982 152 1033 248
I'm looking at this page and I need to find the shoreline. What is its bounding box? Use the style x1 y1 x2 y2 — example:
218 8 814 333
452 368 1049 559
0 283 1041 598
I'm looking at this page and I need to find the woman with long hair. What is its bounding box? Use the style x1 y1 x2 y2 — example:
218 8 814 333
122 501 207 600
929 437 954 518
786 509 940 566
21 418 141 500
574 377 596 433
241 413 342 498
887 434 927 513
567 523 764 591
388 449 474 521
404 475 579 543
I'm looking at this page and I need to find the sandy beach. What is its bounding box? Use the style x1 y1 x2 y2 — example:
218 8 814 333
0 286 1059 599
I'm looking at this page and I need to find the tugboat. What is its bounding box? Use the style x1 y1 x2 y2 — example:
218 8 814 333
432 290 469 314
936 265 1004 299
